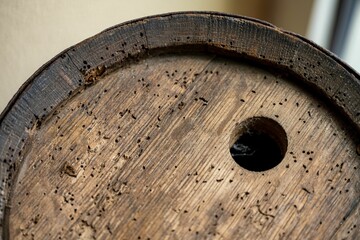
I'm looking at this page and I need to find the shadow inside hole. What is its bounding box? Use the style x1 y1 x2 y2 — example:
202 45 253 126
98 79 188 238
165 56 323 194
230 117 287 172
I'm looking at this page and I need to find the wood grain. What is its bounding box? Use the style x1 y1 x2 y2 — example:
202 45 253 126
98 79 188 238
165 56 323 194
0 12 359 239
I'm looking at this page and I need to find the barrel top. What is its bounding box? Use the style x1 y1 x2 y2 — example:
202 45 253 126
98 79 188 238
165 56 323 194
1 12 359 239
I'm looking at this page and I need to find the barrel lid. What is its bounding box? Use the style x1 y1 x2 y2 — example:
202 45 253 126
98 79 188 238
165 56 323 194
1 12 359 239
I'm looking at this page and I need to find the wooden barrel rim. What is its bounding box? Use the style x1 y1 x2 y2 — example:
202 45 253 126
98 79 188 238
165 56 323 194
0 11 359 238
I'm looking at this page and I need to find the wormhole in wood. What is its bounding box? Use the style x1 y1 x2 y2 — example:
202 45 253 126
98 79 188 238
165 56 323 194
229 117 287 172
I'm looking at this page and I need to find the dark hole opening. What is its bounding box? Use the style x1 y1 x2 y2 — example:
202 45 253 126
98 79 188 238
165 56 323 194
230 117 287 172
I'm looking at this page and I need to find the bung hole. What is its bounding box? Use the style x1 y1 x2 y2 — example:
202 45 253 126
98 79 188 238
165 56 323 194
229 117 287 172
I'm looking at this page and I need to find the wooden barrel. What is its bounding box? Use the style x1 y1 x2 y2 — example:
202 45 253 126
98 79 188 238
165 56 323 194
1 12 359 239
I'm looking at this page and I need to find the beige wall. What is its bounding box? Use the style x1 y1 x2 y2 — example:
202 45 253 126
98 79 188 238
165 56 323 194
0 0 313 113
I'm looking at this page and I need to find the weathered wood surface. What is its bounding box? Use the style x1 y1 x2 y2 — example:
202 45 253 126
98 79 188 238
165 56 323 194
0 12 359 239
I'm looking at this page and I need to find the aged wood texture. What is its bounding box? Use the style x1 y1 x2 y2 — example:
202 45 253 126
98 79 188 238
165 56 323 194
0 12 359 239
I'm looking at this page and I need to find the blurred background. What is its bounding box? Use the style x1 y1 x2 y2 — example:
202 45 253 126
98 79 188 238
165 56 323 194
0 0 359 113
